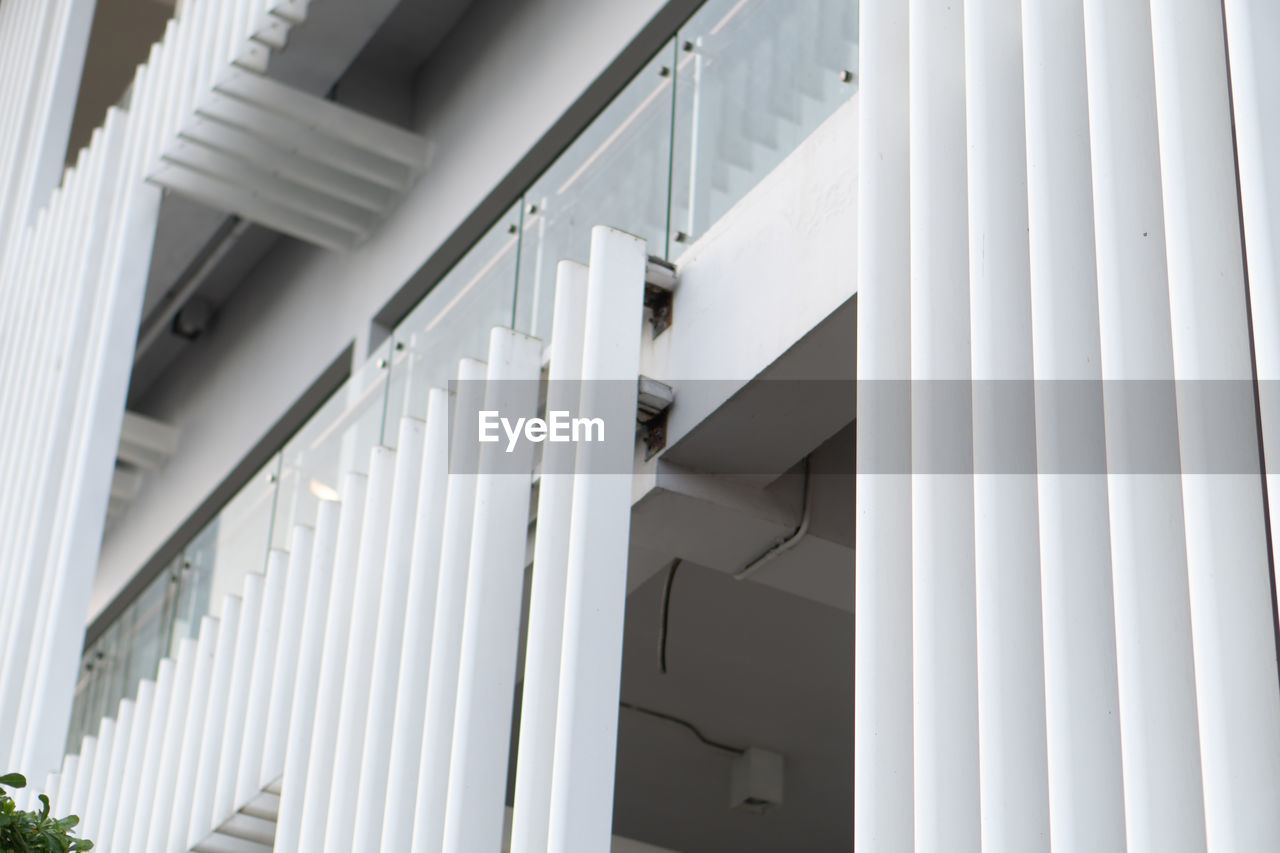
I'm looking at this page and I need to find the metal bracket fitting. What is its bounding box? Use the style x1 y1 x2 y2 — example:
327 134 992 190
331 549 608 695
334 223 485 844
637 375 674 460
644 256 677 338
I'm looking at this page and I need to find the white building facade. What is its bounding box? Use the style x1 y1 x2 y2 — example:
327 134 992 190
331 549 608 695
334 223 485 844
0 0 1277 851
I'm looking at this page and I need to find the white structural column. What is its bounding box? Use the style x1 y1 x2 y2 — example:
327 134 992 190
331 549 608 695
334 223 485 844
261 525 316 787
212 570 265 826
1080 1 1206 849
545 226 647 852
1149 0 1280 847
187 595 243 848
235 550 291 806
964 0 1050 849
166 615 220 853
510 260 589 853
274 494 349 853
296 454 390 853
907 1 979 851
1021 0 1125 850
852 0 914 846
355 405 442 849
377 387 459 852
1224 0 1280 545
410 359 488 853
442 328 543 853
325 420 424 853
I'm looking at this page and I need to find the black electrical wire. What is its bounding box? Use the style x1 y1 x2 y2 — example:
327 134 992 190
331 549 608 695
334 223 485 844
619 701 745 755
658 558 683 674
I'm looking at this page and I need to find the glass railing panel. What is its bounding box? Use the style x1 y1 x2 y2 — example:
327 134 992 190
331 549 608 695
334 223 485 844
115 556 180 701
669 0 858 256
176 518 219 636
66 618 119 750
514 42 677 341
389 200 524 426
272 343 391 546
65 556 180 750
184 453 282 619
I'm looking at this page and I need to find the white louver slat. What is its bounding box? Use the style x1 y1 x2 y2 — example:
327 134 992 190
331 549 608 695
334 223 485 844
188 596 244 848
92 698 134 848
367 389 451 850
510 260 590 853
39 224 658 851
0 0 433 777
855 0 1280 852
80 716 114 841
1022 1 1124 849
270 497 343 853
544 227 648 852
292 457 380 853
852 0 914 848
146 637 199 852
129 658 177 852
966 2 1051 850
109 684 155 852
260 526 316 790
358 393 449 850
235 550 291 808
212 572 265 828
1149 0 1280 847
324 417 425 853
908 2 981 851
443 330 543 853
411 358 489 853
167 616 222 853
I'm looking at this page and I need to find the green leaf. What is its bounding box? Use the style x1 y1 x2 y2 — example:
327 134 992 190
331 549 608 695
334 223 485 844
0 775 25 789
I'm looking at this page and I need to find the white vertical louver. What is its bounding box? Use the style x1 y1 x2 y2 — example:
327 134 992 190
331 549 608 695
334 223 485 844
544 228 648 852
510 260 590 853
0 0 436 779
966 1 1052 850
0 0 295 778
1022 1 1125 850
30 221 658 850
357 391 449 850
855 1 1280 852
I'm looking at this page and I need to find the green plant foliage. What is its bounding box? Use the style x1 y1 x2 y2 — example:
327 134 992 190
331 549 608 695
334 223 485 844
0 772 93 852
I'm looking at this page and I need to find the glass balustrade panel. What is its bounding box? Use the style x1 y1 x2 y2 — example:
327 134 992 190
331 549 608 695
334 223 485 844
389 200 523 429
515 42 677 342
670 0 859 257
272 343 392 548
